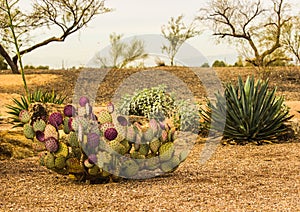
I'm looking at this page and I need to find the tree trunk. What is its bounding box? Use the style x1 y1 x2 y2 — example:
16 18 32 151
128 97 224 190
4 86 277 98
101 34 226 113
0 44 19 74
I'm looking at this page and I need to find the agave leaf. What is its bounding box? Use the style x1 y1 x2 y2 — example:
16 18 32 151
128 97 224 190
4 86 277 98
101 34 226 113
202 75 292 142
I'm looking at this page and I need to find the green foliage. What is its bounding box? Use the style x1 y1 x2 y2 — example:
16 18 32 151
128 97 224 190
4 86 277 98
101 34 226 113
118 85 201 133
6 89 67 128
233 56 244 67
6 95 29 128
172 100 200 133
28 89 66 104
118 86 175 121
201 76 293 142
24 65 49 70
201 62 210 68
212 60 227 67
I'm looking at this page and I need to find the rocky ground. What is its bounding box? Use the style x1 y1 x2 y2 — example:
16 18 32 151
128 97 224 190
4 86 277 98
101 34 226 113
0 66 299 211
0 141 299 211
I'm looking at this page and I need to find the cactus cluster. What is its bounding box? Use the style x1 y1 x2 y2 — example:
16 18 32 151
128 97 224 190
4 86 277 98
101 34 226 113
118 85 201 133
20 97 191 183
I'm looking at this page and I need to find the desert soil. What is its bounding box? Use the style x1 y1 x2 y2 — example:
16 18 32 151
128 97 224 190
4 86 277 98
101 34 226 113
0 67 299 211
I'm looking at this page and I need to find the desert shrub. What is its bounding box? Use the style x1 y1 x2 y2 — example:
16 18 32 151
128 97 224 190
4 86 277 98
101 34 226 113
24 65 50 70
201 62 210 68
172 100 201 134
118 86 176 121
118 85 201 133
6 89 66 128
212 60 227 67
201 76 293 143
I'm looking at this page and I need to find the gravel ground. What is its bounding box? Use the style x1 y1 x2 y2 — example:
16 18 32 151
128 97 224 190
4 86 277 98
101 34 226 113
0 67 300 211
1 141 299 211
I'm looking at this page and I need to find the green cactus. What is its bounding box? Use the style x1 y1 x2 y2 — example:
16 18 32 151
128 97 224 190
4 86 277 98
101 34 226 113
23 123 35 139
159 142 174 162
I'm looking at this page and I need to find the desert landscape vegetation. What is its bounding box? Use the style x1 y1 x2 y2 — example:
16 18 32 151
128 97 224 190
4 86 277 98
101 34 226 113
0 0 300 211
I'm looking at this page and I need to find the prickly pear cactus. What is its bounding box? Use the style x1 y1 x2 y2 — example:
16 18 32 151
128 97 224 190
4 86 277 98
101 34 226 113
20 97 194 183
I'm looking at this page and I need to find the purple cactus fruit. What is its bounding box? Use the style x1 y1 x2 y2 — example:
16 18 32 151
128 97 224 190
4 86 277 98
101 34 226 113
159 121 166 130
161 130 168 142
44 137 59 152
117 116 128 126
87 132 100 149
100 122 114 133
63 105 76 117
107 102 114 114
79 96 89 107
49 112 63 128
36 131 45 142
104 128 118 141
68 117 74 131
88 154 97 164
126 126 136 142
149 119 158 130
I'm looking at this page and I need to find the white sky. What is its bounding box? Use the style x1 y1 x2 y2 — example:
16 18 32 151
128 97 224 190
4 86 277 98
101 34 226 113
21 0 299 69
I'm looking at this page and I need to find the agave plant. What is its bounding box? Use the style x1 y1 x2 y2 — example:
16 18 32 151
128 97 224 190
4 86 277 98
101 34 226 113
29 89 66 104
201 76 293 142
6 89 67 128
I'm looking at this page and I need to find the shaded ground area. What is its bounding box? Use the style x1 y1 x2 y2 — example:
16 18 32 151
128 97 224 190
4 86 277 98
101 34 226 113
0 142 299 211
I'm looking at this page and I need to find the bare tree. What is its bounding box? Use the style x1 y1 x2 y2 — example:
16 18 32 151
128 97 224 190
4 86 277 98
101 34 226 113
197 0 293 69
97 33 148 69
161 15 201 66
0 0 110 74
282 16 300 64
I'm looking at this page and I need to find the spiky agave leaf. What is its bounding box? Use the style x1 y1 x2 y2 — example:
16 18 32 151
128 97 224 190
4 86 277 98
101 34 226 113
6 96 30 128
30 89 67 105
202 76 293 142
6 89 67 128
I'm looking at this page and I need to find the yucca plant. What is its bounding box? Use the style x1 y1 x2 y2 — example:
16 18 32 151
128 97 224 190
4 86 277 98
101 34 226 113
6 89 67 128
201 76 293 143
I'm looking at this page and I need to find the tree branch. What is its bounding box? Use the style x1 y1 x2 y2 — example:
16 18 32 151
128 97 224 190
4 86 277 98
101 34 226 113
0 43 19 73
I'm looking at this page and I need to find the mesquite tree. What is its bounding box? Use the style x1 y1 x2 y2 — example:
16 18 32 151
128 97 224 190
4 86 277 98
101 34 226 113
197 0 293 69
282 16 300 64
97 33 148 69
0 0 111 74
161 15 201 66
